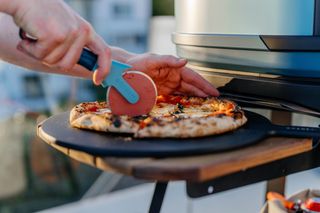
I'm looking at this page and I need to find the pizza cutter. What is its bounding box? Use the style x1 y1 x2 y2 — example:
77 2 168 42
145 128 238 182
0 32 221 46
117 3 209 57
78 49 157 116
19 29 157 116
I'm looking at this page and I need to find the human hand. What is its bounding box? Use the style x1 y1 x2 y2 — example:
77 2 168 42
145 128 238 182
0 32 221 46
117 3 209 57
8 0 110 85
126 53 219 97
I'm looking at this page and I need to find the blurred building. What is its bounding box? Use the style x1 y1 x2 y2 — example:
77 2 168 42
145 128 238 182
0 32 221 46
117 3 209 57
69 0 151 53
93 0 151 53
0 62 86 114
0 0 151 114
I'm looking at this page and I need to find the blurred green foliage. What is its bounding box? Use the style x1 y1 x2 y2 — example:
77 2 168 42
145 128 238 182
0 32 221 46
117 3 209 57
153 0 174 16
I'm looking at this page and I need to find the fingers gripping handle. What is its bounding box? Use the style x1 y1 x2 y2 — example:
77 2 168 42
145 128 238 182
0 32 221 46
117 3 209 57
19 28 139 104
19 28 96 69
78 49 139 104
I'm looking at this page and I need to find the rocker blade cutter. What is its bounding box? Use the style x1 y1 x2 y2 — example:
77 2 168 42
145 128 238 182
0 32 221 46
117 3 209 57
77 49 157 116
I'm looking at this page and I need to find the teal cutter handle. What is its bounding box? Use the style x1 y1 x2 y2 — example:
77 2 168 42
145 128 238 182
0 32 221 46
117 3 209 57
78 48 139 104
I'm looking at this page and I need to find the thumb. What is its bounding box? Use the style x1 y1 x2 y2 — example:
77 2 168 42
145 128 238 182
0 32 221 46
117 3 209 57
86 35 112 85
160 55 187 68
174 58 188 67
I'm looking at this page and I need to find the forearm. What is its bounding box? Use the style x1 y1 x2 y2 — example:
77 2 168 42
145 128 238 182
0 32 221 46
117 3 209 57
0 13 136 78
0 13 91 78
0 13 52 71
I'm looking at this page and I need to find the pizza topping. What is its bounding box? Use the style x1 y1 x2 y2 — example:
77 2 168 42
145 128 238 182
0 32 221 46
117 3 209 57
157 95 181 105
70 95 247 138
138 116 169 129
97 108 112 114
139 117 153 129
216 113 227 118
173 103 184 114
232 111 244 120
79 102 108 113
157 95 191 107
86 105 98 112
178 103 184 111
132 115 149 124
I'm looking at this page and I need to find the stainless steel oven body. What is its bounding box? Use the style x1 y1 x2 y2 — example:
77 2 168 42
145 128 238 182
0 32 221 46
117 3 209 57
173 0 320 116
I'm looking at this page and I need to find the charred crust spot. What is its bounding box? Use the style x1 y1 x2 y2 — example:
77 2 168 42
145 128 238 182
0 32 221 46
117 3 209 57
195 120 202 125
132 115 149 123
173 117 183 122
111 116 122 128
178 103 184 111
151 117 165 126
232 105 242 112
217 113 226 118
233 111 243 120
173 103 184 114
152 117 160 122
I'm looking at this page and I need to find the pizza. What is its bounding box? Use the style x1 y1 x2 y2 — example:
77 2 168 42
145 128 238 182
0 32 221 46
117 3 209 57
69 95 247 138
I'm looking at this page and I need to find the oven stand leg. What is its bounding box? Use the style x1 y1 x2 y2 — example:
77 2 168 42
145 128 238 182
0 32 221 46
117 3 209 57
148 181 168 213
265 176 286 199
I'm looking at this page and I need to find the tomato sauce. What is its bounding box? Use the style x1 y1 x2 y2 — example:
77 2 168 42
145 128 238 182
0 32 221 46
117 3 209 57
157 95 191 107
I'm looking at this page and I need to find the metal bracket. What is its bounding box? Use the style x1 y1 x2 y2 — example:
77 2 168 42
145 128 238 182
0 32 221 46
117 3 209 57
186 138 320 198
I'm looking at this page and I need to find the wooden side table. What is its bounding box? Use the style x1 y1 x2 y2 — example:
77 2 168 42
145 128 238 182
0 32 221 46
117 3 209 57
38 117 316 212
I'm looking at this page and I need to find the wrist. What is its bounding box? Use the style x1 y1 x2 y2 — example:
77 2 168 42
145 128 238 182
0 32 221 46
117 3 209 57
110 46 137 64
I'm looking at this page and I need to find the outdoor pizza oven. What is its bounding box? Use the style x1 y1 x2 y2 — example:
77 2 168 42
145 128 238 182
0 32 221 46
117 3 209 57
173 0 320 117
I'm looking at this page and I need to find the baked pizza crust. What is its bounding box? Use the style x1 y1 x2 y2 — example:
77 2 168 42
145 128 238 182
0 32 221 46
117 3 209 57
136 114 247 138
69 96 247 138
70 102 139 134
